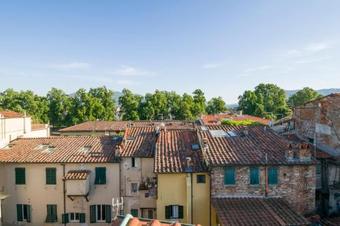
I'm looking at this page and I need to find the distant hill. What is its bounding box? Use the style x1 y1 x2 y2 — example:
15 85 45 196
285 88 340 98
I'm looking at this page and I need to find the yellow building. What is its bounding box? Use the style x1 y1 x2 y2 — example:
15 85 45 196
155 129 210 226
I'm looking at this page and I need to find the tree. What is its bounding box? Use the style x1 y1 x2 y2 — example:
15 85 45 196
179 93 195 120
192 89 206 116
238 83 290 119
47 88 72 127
288 87 322 107
119 89 141 120
206 97 227 114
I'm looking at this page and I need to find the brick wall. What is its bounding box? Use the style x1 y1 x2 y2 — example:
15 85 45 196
211 165 316 214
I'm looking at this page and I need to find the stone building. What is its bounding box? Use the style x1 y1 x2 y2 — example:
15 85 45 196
197 125 315 225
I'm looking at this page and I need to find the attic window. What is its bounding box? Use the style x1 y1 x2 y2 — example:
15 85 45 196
201 126 208 131
226 131 237 137
210 130 228 138
80 146 92 153
41 145 56 153
191 144 200 150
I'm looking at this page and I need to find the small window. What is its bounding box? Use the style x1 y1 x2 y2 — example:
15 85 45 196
249 167 260 185
132 158 136 167
131 209 138 217
268 167 278 185
197 175 206 183
224 167 236 185
15 168 26 185
316 164 321 175
46 168 56 185
131 183 138 193
46 205 57 223
90 205 111 223
95 167 106 184
165 205 183 219
16 204 31 222
148 209 153 219
191 144 200 150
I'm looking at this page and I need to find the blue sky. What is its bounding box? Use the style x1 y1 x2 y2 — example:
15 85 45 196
1 1 340 103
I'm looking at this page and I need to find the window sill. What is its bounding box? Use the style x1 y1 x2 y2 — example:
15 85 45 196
224 184 236 187
249 184 260 187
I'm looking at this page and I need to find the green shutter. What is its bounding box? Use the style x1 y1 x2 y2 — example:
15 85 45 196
79 213 86 223
46 205 57 223
224 167 235 185
250 167 259 185
95 167 106 184
26 205 31 223
105 205 112 223
46 168 56 185
17 204 23 221
165 206 171 219
131 209 138 217
268 167 278 185
15 168 26 185
178 206 184 219
90 205 96 223
62 213 69 224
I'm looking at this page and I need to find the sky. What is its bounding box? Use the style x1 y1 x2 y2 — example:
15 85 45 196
1 0 340 104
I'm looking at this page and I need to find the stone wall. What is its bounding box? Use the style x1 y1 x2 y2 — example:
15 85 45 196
211 165 316 214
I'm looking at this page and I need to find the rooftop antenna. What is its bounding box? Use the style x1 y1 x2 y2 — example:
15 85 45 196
112 197 124 220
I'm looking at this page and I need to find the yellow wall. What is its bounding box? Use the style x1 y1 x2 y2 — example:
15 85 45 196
157 173 210 226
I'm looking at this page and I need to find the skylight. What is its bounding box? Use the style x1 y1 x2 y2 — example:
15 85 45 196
210 130 228 138
191 144 200 150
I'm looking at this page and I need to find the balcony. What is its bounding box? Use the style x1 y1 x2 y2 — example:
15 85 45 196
64 170 91 201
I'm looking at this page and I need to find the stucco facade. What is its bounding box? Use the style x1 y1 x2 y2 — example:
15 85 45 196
0 163 120 226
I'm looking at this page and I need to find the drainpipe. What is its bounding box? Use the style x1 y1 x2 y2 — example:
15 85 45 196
191 173 193 224
264 154 268 197
209 171 211 226
62 164 66 226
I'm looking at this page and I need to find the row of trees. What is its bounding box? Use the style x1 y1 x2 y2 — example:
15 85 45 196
238 84 321 119
0 87 227 127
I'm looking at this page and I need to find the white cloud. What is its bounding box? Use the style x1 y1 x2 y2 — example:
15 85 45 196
305 42 331 52
281 41 334 59
112 65 154 76
49 62 91 70
202 63 221 69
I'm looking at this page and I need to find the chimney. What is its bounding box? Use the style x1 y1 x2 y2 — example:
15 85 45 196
299 143 312 162
185 157 193 172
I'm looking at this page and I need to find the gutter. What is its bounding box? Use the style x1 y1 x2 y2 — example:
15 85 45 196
191 172 193 224
62 164 66 226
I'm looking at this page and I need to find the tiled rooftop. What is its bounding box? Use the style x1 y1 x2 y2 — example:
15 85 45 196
198 125 313 166
201 113 271 125
119 127 157 158
0 136 120 163
0 110 25 118
212 197 310 226
59 121 127 132
64 170 91 180
154 129 206 173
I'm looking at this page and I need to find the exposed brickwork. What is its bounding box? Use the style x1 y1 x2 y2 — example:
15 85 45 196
211 165 316 214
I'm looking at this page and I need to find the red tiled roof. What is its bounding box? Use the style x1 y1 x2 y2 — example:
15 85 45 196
0 136 120 163
59 121 127 132
294 93 340 108
154 129 206 173
119 127 157 158
64 170 91 180
201 113 271 125
0 110 25 118
212 197 310 226
198 125 313 166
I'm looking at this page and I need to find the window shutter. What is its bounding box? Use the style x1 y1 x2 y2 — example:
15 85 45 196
17 204 23 221
46 168 56 185
250 167 259 184
90 205 96 223
105 205 112 223
268 167 278 185
95 167 106 184
62 213 69 224
26 205 31 223
165 206 171 219
15 168 26 185
224 167 235 185
178 206 184 219
79 213 86 223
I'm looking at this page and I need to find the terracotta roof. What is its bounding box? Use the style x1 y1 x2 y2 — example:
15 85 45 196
59 121 127 132
201 113 271 125
154 129 206 173
64 170 91 180
0 136 120 163
198 125 314 166
0 110 25 118
31 123 48 131
113 215 200 226
119 127 157 158
212 197 310 226
294 92 340 108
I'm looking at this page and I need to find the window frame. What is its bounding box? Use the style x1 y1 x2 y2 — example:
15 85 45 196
196 174 206 184
69 212 80 223
249 166 260 185
95 167 106 185
17 204 31 222
46 167 57 185
131 157 136 168
46 204 58 223
268 166 279 185
131 182 138 194
15 167 26 185
224 167 236 185
165 205 183 219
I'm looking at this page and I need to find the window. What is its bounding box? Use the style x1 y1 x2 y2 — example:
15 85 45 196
131 183 138 193
132 157 136 167
90 205 111 223
46 205 57 223
165 205 183 219
95 167 106 184
268 167 278 185
249 167 260 185
16 204 31 222
224 167 235 185
197 175 206 183
131 209 138 217
316 164 321 175
148 209 153 219
46 168 56 185
15 168 26 185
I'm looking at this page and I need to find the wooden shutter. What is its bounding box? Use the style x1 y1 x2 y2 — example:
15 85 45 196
17 204 23 221
90 205 96 223
15 168 25 185
79 213 86 223
224 167 235 185
62 213 69 224
46 168 56 185
95 167 106 184
178 206 184 219
268 167 278 184
165 206 171 219
26 205 31 223
250 167 259 184
105 205 112 223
